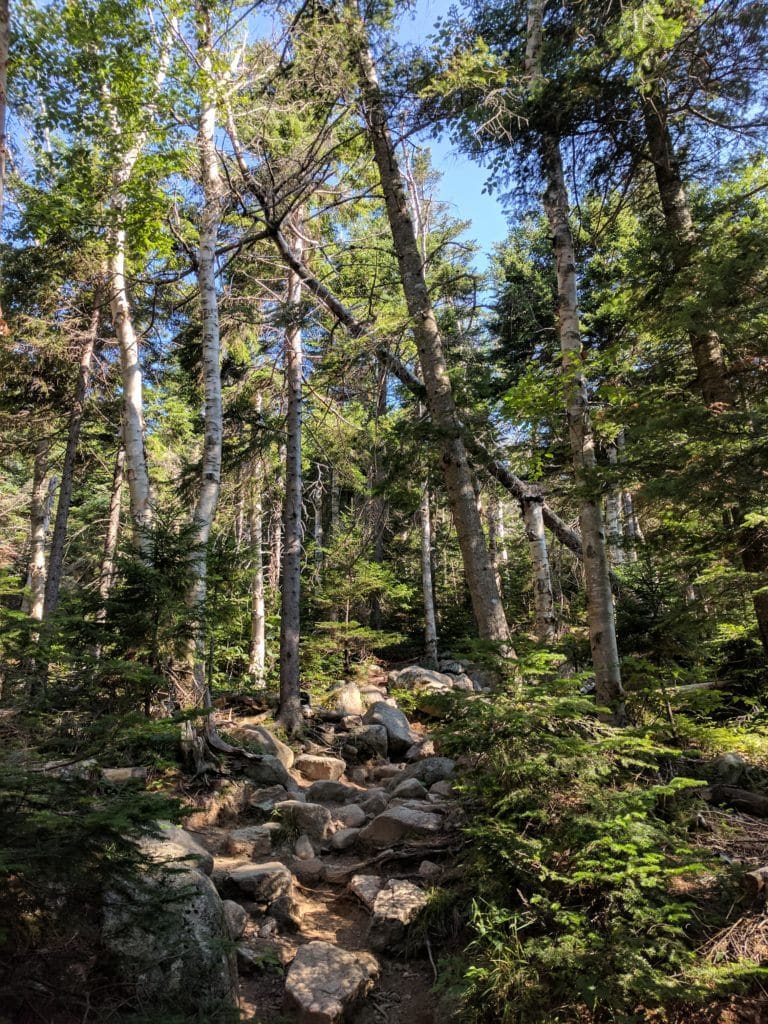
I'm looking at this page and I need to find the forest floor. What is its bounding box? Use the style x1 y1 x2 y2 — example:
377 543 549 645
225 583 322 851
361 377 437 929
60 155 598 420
179 665 457 1023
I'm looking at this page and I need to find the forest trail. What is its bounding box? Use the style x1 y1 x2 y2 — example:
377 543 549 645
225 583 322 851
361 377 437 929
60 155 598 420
183 664 466 1023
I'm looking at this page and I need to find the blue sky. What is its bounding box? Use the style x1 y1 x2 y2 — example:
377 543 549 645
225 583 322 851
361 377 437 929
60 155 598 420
396 0 510 270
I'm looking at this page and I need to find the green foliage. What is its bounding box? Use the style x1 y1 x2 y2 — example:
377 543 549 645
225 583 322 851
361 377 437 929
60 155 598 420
435 686 764 1022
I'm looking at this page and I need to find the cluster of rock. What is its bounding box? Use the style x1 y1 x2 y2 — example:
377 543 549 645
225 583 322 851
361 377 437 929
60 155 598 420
104 665 467 1022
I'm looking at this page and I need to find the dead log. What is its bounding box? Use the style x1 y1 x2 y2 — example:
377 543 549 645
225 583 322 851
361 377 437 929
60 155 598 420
702 785 768 818
744 866 768 898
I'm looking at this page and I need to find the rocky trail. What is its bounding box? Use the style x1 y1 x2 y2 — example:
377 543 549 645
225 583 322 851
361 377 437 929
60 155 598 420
132 662 485 1023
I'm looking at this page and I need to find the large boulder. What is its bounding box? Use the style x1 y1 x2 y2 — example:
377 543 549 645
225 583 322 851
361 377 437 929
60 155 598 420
104 865 237 1012
350 724 388 758
222 899 247 940
386 757 456 791
284 941 379 1024
274 800 333 841
388 666 456 691
359 806 442 847
306 780 358 804
331 827 361 852
241 725 295 769
391 778 428 801
224 862 293 903
142 823 214 876
295 754 346 782
331 682 365 717
241 754 292 789
368 879 428 952
362 702 417 757
225 824 276 859
334 803 366 828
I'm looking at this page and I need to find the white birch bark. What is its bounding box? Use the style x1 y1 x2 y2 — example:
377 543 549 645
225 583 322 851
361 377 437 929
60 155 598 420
522 495 557 642
248 479 266 685
181 6 226 708
23 442 58 622
420 480 439 667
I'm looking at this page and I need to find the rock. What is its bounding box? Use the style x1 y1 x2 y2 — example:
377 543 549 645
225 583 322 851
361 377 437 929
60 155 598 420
248 784 290 813
368 879 428 952
331 827 361 851
452 673 475 692
389 798 451 816
359 685 388 707
714 752 748 785
226 825 274 859
391 778 428 800
341 714 363 730
350 724 389 758
415 683 453 717
104 864 237 1010
295 834 315 861
359 789 389 817
224 862 294 903
331 682 365 717
185 780 254 828
419 860 442 880
430 780 456 798
272 893 303 930
462 662 499 691
362 703 417 757
222 899 247 940
274 800 333 841
372 764 403 781
348 874 385 911
306 780 358 804
142 824 214 876
438 659 464 675
388 665 456 691
293 856 324 884
102 766 148 784
334 803 366 828
341 744 359 761
323 863 354 884
284 940 379 1024
295 753 346 782
241 725 295 769
242 754 292 789
404 739 436 762
386 757 456 791
359 806 442 847
348 767 367 785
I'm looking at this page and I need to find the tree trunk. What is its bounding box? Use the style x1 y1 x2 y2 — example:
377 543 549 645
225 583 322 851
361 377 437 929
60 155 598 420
354 31 510 647
278 230 305 734
269 479 283 595
540 135 623 717
179 10 225 709
420 480 439 667
248 481 266 685
96 445 125 618
522 495 557 642
369 365 388 630
311 464 324 583
643 93 768 650
44 303 100 617
23 442 58 622
604 443 625 567
0 0 8 249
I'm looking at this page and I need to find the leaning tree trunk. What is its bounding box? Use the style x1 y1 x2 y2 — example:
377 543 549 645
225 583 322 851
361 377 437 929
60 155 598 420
278 231 305 734
643 91 768 651
420 479 439 667
522 494 557 642
180 13 225 709
540 135 624 718
354 29 510 647
44 302 99 617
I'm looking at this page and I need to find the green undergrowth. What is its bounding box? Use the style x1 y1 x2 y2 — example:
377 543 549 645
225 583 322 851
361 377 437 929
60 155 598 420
432 684 768 1023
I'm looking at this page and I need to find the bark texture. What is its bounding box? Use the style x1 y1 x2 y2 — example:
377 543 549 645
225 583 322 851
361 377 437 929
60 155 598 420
44 303 99 617
97 445 125 617
420 480 439 667
522 495 557 642
540 134 623 716
354 28 510 646
23 442 57 621
278 231 305 734
248 480 266 685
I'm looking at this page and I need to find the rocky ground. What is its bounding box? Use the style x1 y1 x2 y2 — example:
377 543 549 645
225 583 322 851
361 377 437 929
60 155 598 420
130 661 483 1023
